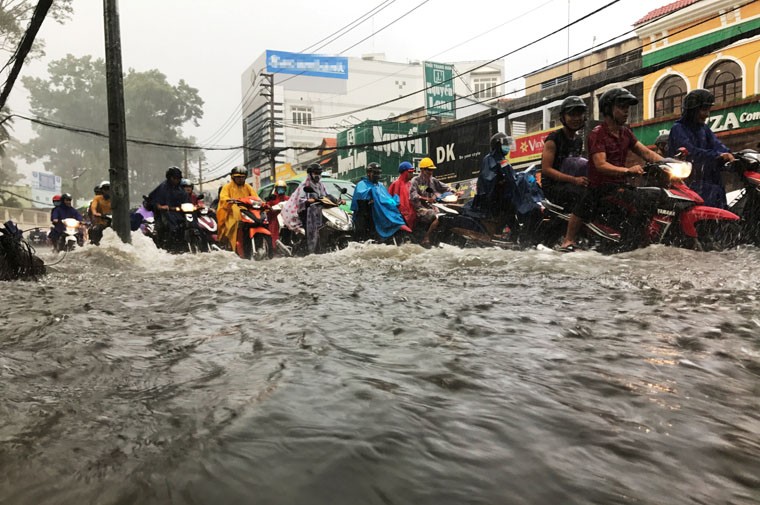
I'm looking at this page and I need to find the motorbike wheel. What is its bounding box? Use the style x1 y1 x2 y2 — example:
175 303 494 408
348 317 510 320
185 230 200 254
693 220 741 251
252 234 273 260
391 230 412 246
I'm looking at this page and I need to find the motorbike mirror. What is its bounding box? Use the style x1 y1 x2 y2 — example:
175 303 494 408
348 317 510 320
197 193 205 200
455 183 461 190
340 187 348 194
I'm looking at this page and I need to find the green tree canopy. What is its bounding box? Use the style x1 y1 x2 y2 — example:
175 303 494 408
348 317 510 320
0 0 72 57
22 54 204 202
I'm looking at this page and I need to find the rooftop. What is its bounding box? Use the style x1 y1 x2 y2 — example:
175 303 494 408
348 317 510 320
634 0 700 26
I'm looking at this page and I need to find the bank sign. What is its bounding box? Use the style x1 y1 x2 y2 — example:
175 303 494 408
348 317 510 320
633 100 760 145
337 120 427 181
265 50 348 79
508 128 554 165
423 61 455 119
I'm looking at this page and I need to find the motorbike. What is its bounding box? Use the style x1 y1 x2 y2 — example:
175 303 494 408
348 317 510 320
726 149 760 245
191 196 220 252
230 196 273 260
131 199 157 240
431 175 541 249
53 217 84 252
277 188 353 256
88 214 112 246
1 220 45 280
538 156 742 253
352 198 412 246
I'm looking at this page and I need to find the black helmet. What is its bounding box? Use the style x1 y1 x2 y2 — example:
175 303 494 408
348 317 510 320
166 166 182 179
230 166 247 177
490 132 510 151
683 89 715 110
61 192 72 201
306 163 323 175
560 96 587 115
598 87 639 116
367 162 382 173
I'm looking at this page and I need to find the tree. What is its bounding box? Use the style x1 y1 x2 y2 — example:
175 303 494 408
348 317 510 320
22 54 204 201
0 0 73 59
0 106 21 191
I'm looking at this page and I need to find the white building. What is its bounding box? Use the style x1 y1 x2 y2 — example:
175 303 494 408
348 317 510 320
240 50 504 181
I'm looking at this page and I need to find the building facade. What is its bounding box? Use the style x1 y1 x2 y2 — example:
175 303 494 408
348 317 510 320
240 50 504 182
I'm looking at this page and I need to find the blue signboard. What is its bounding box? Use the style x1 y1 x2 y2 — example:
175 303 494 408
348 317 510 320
266 50 348 79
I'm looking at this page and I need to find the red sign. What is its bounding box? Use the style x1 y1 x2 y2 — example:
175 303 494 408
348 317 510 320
509 128 553 164
253 167 261 176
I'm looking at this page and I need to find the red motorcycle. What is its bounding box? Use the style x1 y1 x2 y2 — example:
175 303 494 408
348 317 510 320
541 156 741 252
230 196 273 260
727 149 760 245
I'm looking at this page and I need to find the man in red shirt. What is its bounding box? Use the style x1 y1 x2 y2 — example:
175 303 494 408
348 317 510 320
559 87 663 251
388 161 416 230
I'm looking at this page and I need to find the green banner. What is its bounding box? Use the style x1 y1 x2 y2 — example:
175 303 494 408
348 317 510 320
633 99 760 145
423 61 455 119
336 120 428 182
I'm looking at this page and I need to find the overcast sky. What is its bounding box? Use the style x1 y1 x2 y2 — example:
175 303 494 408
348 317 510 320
6 0 669 178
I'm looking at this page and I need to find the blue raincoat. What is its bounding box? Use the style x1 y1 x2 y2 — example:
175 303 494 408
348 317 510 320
351 177 406 239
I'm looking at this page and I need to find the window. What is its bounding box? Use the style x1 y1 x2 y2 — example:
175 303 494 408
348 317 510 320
473 76 499 99
541 74 571 90
653 75 687 118
704 60 742 104
607 50 639 70
291 106 313 125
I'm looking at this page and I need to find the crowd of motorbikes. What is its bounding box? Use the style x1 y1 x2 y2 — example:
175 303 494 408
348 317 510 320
13 147 760 265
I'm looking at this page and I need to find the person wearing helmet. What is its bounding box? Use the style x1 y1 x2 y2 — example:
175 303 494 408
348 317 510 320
180 178 200 205
410 157 459 246
388 161 416 229
49 193 83 247
653 133 669 156
280 163 329 251
352 162 406 241
88 180 112 245
559 87 663 251
265 179 290 244
217 167 259 250
146 166 190 250
541 97 588 211
667 89 734 209
465 132 520 237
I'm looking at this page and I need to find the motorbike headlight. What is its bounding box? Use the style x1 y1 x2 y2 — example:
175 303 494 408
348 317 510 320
325 211 350 231
180 203 195 213
665 161 692 179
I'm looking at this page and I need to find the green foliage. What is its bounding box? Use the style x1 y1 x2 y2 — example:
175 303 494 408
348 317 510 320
22 54 205 201
0 0 73 58
0 106 20 186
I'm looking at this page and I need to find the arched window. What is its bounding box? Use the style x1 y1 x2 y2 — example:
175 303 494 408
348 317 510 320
704 60 742 104
653 75 687 117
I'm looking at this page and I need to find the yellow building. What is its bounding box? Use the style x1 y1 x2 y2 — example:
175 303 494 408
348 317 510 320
633 0 760 147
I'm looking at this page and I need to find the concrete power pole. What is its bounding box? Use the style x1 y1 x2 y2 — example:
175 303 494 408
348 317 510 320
259 72 276 179
103 0 130 243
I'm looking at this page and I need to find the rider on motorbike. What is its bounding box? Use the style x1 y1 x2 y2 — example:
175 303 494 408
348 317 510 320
280 163 331 253
352 162 406 241
147 166 190 250
540 96 588 210
216 167 259 250
559 87 663 251
667 89 735 209
88 180 112 245
410 157 459 247
388 161 417 230
266 179 289 244
181 178 200 205
49 193 83 246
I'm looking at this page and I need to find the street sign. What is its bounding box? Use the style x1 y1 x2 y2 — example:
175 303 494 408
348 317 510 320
423 61 455 119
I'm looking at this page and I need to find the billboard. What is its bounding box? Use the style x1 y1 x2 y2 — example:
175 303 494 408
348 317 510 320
423 61 455 119
31 171 61 192
337 120 428 181
508 128 554 165
266 50 348 79
426 119 494 182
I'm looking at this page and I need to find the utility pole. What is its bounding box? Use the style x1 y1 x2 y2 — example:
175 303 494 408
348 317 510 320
103 0 130 243
260 72 276 179
184 148 189 174
198 156 203 193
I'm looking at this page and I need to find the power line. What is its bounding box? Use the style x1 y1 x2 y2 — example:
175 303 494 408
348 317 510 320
338 0 431 54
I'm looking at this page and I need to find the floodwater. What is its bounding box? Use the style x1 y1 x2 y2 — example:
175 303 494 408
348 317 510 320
1 231 759 505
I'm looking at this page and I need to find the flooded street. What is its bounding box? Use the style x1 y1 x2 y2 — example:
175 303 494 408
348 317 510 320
1 232 759 505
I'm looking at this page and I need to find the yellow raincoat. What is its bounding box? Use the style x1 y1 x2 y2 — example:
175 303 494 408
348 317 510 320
217 180 259 249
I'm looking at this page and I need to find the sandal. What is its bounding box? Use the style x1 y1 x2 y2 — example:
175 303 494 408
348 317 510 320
557 244 576 253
